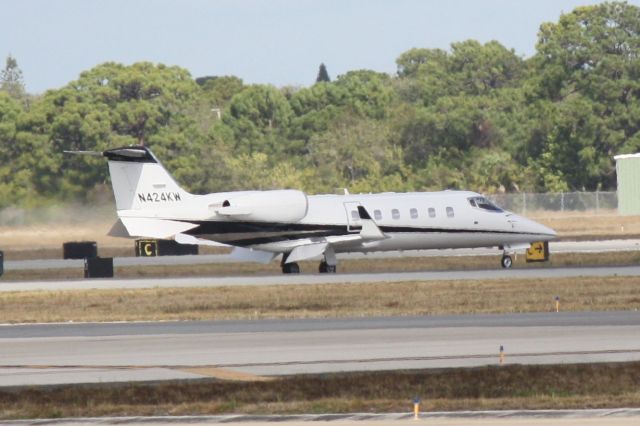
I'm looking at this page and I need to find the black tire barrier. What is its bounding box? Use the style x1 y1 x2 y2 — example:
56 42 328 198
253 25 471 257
84 257 114 278
63 241 97 259
135 239 198 257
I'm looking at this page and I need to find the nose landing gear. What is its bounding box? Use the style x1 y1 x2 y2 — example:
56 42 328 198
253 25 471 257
500 254 513 269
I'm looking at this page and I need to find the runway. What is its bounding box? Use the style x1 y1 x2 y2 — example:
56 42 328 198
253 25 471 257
5 410 640 425
2 265 640 292
5 239 640 271
1 311 639 386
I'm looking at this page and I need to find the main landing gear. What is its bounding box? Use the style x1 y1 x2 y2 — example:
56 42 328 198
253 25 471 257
319 261 336 273
281 253 300 274
318 247 337 274
501 254 513 269
281 250 338 274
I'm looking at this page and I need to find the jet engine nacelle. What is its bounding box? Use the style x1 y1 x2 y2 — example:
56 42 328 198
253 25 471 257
217 189 308 223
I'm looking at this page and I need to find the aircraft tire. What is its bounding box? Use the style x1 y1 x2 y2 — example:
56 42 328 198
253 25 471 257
501 255 513 269
282 262 300 274
319 261 336 273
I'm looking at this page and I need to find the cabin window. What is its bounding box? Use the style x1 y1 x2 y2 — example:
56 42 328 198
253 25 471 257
468 196 503 212
351 210 360 220
374 209 382 220
446 206 454 218
392 209 400 220
410 208 418 219
428 207 436 218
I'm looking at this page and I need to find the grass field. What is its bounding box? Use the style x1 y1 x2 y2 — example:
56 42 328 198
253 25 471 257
2 362 639 419
2 275 640 323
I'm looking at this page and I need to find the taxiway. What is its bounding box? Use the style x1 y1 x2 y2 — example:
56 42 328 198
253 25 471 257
1 311 639 386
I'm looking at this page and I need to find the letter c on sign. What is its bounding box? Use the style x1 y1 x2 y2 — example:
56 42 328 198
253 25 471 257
144 243 153 256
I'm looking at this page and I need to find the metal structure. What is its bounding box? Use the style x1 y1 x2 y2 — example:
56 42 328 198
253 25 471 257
614 153 640 215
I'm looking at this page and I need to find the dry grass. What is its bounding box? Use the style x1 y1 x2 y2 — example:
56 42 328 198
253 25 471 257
2 276 640 323
3 249 640 282
2 362 640 419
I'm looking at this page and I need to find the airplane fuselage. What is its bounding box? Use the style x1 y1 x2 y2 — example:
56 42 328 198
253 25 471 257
97 146 556 272
174 190 555 254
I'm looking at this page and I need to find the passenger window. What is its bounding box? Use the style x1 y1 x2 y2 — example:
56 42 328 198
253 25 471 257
374 209 382 220
410 208 418 219
428 207 436 218
446 206 454 218
351 210 360 220
392 209 400 220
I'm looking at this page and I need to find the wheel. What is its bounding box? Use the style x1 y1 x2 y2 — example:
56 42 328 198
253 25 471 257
501 255 513 269
282 262 300 274
319 261 337 273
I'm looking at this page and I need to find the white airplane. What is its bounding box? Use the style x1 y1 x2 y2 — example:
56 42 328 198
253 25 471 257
81 146 556 273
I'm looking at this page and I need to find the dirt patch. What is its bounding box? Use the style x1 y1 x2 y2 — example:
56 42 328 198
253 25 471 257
179 368 273 382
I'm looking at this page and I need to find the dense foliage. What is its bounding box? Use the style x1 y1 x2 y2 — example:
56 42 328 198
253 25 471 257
1 2 639 207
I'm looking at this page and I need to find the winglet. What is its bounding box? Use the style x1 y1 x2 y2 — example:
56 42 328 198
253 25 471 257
357 205 372 220
358 206 386 240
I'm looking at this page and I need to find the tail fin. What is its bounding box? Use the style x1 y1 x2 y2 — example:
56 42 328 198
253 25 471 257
103 146 192 211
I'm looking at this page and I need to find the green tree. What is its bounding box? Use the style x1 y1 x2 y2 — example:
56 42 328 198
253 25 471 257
307 115 409 193
224 84 292 155
0 55 26 101
527 1 640 189
316 63 330 83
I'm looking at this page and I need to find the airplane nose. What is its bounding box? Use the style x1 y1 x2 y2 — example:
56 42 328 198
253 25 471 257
511 215 557 240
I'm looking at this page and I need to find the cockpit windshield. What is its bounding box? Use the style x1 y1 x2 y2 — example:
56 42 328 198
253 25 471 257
468 196 503 212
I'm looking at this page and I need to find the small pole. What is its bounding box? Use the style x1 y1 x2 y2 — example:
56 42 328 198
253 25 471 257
413 396 421 420
555 296 560 313
499 345 505 365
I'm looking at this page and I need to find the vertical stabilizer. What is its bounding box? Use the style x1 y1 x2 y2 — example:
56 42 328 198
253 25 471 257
103 146 192 211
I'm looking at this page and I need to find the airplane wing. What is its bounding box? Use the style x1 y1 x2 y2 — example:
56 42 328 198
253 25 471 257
284 206 387 264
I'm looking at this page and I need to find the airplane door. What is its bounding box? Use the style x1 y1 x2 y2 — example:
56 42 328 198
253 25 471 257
343 202 362 232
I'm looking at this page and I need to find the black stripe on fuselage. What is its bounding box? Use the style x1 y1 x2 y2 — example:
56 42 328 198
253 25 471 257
180 220 550 247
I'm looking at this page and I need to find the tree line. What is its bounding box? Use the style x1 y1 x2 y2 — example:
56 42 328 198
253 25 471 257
1 1 639 208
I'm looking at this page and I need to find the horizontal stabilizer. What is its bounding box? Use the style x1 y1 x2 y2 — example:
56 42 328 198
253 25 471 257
286 242 329 263
63 150 102 157
119 217 198 239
